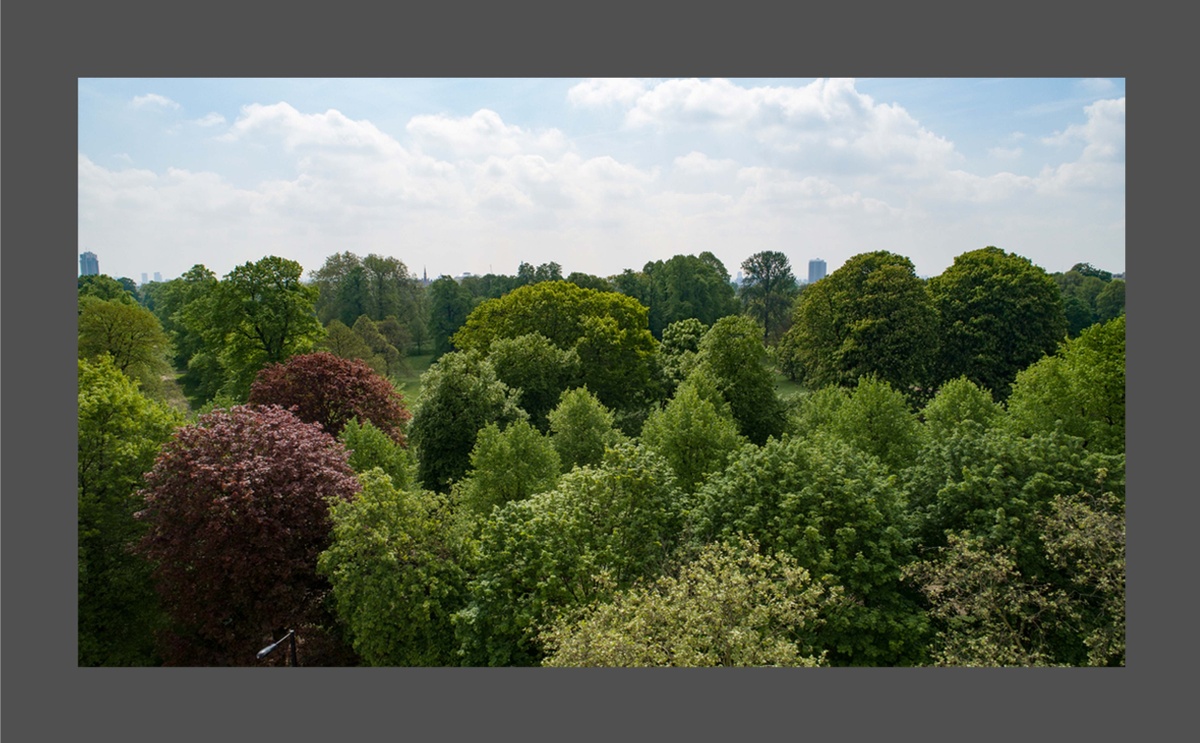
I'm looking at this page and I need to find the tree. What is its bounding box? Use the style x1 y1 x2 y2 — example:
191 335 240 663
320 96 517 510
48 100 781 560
427 275 475 357
635 253 739 338
547 387 624 472
183 256 324 401
148 265 221 404
1005 315 1125 454
454 420 562 517
247 351 412 444
739 250 798 343
79 274 138 305
486 333 581 431
338 418 416 490
78 357 183 665
541 538 836 667
778 251 939 393
452 281 659 416
640 377 746 493
920 376 1003 440
1094 279 1125 324
566 271 613 292
693 315 787 445
929 247 1067 397
690 433 926 665
78 296 174 396
135 405 362 665
318 470 468 666
455 443 686 666
407 350 526 492
791 376 924 473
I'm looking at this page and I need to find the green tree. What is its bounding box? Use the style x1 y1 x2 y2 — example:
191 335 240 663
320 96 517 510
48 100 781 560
318 319 378 366
455 444 686 666
791 377 924 473
1005 315 1125 454
428 275 475 357
929 247 1067 397
541 538 836 667
1094 279 1125 324
183 256 324 401
78 357 184 665
148 265 221 404
637 253 739 338
640 377 746 493
77 296 174 396
690 433 926 665
693 315 787 445
338 418 417 490
407 350 526 492
920 376 1003 440
79 274 138 305
658 317 708 392
486 333 581 431
547 387 624 472
455 420 562 517
452 281 659 416
738 250 798 343
778 251 939 393
318 470 468 666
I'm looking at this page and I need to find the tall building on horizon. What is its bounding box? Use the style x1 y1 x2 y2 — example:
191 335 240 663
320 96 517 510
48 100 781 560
808 258 827 284
80 251 99 276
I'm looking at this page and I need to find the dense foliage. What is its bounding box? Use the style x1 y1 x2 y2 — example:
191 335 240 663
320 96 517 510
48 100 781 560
78 245 1123 667
134 405 361 665
247 351 412 444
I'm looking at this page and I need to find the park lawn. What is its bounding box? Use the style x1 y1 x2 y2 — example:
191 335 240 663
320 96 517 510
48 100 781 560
394 353 436 404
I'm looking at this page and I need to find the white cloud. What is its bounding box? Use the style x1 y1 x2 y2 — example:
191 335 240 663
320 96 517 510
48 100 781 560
1042 97 1125 161
220 102 403 155
988 146 1023 159
131 93 180 110
1079 78 1116 93
194 112 226 127
406 109 568 160
673 151 738 175
567 78 651 108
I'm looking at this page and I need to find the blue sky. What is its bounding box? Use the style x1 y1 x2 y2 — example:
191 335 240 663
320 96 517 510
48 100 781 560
78 78 1125 284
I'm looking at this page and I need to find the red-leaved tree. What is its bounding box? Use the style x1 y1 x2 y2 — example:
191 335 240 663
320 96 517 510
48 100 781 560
135 405 362 666
247 351 411 445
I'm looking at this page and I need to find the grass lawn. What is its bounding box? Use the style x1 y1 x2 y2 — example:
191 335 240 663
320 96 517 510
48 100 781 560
394 353 436 403
773 370 807 399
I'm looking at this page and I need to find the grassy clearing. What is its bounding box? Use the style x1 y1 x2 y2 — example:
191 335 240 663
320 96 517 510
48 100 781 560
773 370 807 399
394 353 436 404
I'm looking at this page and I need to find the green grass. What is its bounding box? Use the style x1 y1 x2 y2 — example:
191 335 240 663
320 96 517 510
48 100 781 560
394 353 436 403
772 370 807 399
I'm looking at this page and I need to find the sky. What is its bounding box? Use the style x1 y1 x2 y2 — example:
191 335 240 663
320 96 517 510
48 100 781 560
78 78 1125 284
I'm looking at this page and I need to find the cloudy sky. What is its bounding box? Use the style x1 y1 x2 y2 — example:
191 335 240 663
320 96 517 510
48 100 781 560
78 78 1125 284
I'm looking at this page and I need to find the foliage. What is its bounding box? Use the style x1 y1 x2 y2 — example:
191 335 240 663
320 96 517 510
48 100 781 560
79 274 138 305
791 377 924 473
739 250 798 343
310 251 422 328
455 443 687 666
632 253 739 338
658 317 707 393
929 247 1067 397
690 433 926 665
318 470 468 666
183 256 324 401
920 376 1003 439
1052 264 1124 336
640 377 746 493
135 405 362 665
427 275 475 357
78 357 184 665
338 418 417 490
1005 315 1125 454
147 265 221 404
547 387 624 472
78 296 174 396
486 333 581 430
541 538 835 667
778 251 939 393
451 280 659 415
455 420 562 517
247 351 411 444
566 271 614 292
693 315 788 445
905 481 1124 668
407 350 526 492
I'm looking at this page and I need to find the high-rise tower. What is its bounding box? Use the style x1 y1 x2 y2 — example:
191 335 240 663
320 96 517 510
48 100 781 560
808 258 827 284
80 251 99 276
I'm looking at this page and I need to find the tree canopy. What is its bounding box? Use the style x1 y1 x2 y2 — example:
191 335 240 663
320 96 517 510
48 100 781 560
739 250 798 343
929 247 1067 397
135 405 361 665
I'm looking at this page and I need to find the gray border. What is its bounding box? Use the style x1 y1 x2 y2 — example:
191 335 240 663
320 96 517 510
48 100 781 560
4 0 1175 740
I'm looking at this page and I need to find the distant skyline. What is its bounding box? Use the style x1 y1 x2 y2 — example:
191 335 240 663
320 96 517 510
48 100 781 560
78 78 1125 283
